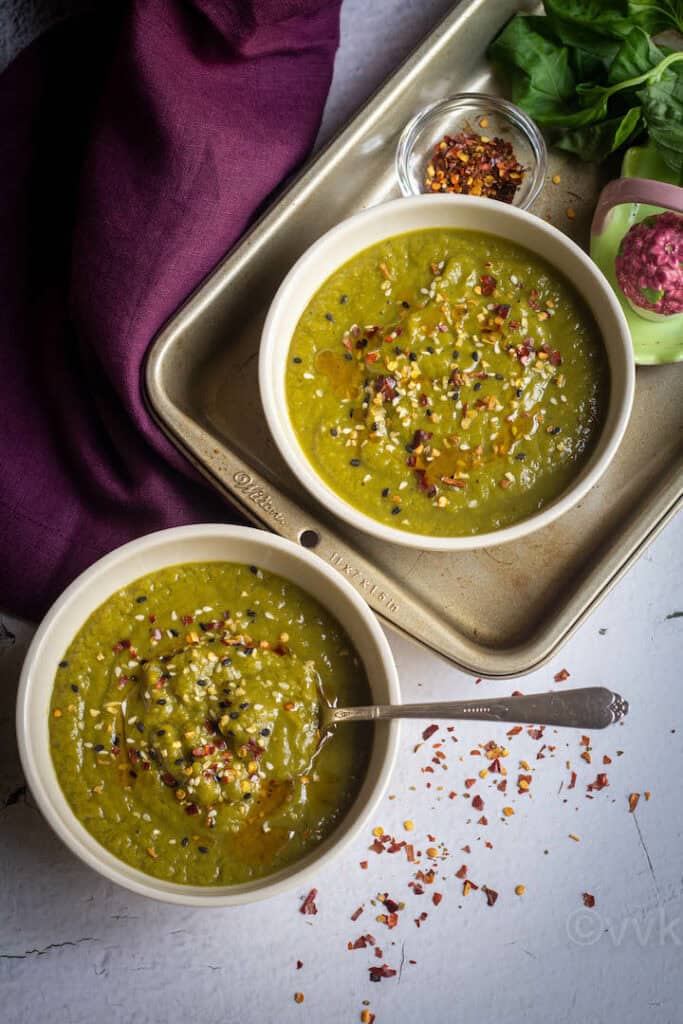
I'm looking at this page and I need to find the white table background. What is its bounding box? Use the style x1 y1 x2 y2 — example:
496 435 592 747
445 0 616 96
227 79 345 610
2 2 682 1022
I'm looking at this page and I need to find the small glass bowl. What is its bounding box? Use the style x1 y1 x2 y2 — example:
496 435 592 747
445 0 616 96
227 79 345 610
396 93 547 210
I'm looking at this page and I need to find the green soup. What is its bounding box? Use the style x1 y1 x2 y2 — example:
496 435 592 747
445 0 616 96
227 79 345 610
286 228 608 536
49 562 371 886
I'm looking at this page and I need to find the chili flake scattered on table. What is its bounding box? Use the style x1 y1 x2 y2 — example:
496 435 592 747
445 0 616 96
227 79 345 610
424 131 525 203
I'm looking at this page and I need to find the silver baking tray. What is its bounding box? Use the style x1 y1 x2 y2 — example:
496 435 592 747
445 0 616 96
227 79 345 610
145 0 683 678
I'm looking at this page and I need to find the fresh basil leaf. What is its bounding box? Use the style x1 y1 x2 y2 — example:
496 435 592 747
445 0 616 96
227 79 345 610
639 66 683 170
628 0 683 35
544 0 634 42
608 25 667 82
555 106 643 159
487 15 576 125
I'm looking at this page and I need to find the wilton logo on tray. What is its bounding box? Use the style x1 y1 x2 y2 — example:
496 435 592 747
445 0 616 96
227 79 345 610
232 471 286 525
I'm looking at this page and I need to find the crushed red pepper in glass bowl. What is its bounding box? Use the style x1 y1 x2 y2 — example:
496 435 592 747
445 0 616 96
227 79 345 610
397 93 546 210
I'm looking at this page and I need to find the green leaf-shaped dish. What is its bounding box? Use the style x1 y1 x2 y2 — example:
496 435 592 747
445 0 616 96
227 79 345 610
590 143 683 364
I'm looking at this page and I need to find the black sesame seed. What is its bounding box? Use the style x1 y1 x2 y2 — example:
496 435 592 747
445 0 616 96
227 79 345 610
382 487 390 498
250 565 258 574
340 294 348 304
197 678 208 686
181 837 190 847
156 729 166 736
239 702 250 710
245 648 255 656
409 352 417 362
136 721 144 733
325 312 335 322
242 793 252 800
221 657 232 667
169 629 179 637
426 346 434 354
156 699 166 706
473 382 482 391
59 660 68 669
330 427 338 437
344 352 353 361
292 356 302 364
516 388 523 398
135 595 147 603
402 301 410 309
425 408 432 416
516 453 526 460
71 684 79 693
472 351 479 361
350 458 361 467
551 426 562 435
246 609 256 617
452 351 459 359
94 744 104 752
391 506 401 515
229 711 240 719
175 758 184 765
495 373 505 380
198 846 209 854
451 391 460 401
260 727 271 736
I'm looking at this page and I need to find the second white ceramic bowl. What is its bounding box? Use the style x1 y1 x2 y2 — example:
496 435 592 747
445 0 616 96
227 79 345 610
16 525 399 906
259 195 635 550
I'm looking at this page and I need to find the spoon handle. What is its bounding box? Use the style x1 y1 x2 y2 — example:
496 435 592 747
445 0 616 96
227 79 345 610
329 687 628 730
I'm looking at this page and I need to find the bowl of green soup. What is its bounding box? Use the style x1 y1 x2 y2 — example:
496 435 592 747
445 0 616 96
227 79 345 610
17 525 399 905
260 195 635 548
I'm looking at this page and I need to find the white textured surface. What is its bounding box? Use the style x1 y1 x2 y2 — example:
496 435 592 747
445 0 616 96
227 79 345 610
2 2 683 1022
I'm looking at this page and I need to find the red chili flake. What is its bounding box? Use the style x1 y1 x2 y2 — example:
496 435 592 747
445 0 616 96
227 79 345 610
412 884 425 896
549 349 563 366
160 772 177 787
580 735 590 747
464 778 476 789
432 892 443 906
405 844 415 863
369 839 385 854
462 845 471 854
482 886 499 907
527 289 539 311
181 615 194 625
185 803 199 815
583 893 596 908
350 907 364 922
498 779 508 793
365 351 380 365
300 889 318 915
603 755 612 765
480 274 497 296
373 375 398 401
478 816 488 825
528 727 544 740
516 338 535 366
368 964 397 982
628 793 640 813
359 860 368 870
568 771 577 790
493 303 511 319
425 131 525 203
554 668 570 682
422 724 439 741
296 960 303 969
472 795 484 811
382 897 400 914
588 773 609 792
507 725 522 737
148 614 157 623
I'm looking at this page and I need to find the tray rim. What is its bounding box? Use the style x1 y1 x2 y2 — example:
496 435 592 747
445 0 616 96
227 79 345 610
145 0 683 678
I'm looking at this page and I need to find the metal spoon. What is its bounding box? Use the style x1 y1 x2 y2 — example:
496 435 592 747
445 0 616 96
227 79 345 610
319 686 628 733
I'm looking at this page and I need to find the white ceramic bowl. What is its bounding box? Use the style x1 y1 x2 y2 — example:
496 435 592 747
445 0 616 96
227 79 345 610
16 524 399 906
259 194 635 550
